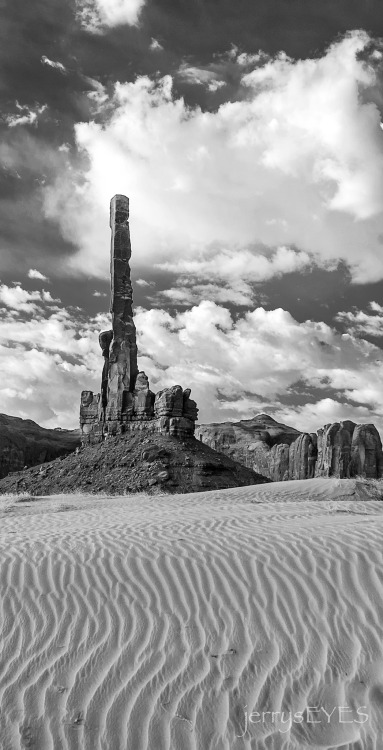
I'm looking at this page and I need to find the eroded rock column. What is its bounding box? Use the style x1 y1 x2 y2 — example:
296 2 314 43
105 195 138 423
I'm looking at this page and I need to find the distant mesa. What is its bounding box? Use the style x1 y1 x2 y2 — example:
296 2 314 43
80 195 199 444
197 414 383 481
0 413 80 480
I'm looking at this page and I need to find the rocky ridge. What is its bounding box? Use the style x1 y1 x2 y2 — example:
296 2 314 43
196 414 383 481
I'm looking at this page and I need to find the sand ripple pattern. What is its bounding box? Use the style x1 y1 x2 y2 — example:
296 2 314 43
1 478 383 749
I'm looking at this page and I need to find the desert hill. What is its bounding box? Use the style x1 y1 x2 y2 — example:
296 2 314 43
0 431 269 495
196 413 300 475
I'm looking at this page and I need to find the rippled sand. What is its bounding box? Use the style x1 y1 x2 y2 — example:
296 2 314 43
1 478 383 749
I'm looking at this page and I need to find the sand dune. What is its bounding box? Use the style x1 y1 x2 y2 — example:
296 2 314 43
1 478 383 749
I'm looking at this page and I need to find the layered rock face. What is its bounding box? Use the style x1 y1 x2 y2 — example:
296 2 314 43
196 415 301 475
0 414 80 479
80 195 198 443
315 421 383 479
197 415 383 481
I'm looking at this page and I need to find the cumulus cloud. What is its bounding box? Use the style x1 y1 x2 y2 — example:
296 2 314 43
2 283 383 433
134 300 383 432
43 31 383 287
274 398 382 436
0 283 109 428
159 282 257 307
28 269 50 282
76 0 145 31
0 340 98 429
41 56 67 73
157 246 312 304
177 64 226 92
0 283 59 313
5 102 47 128
336 302 383 337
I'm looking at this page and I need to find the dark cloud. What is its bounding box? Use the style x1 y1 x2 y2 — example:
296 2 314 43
146 0 381 59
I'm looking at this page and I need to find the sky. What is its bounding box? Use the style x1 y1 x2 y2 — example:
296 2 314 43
2 0 383 435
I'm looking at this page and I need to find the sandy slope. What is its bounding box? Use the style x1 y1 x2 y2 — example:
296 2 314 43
1 478 383 749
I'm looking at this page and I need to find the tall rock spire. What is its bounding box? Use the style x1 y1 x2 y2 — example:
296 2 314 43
105 194 138 421
80 194 198 443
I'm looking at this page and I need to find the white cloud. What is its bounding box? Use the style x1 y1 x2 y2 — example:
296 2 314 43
134 300 383 433
28 269 50 282
159 282 257 307
41 56 67 73
43 32 383 286
177 64 225 91
82 76 109 108
76 0 145 31
136 278 153 287
2 283 383 434
0 284 110 428
0 344 91 428
150 38 163 52
5 102 47 128
0 284 58 313
336 302 383 337
157 246 312 302
93 290 107 297
273 398 382 436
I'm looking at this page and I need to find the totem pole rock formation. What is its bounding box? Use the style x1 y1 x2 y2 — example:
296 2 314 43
80 195 198 444
105 195 138 423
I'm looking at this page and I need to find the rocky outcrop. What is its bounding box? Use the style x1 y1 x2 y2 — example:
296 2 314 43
289 433 318 480
315 421 355 478
197 415 383 481
196 414 301 476
0 414 80 479
0 432 271 496
350 424 383 478
80 195 199 443
269 443 290 481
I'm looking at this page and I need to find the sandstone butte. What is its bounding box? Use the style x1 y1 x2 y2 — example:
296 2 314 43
196 413 383 481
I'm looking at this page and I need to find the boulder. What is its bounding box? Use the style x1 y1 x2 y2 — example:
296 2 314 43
132 371 155 418
154 386 184 418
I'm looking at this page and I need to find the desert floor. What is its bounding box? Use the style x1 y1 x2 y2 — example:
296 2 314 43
1 478 383 750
